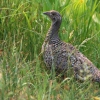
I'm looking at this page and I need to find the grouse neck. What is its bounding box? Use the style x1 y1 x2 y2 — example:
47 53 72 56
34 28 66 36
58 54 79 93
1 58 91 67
46 21 61 43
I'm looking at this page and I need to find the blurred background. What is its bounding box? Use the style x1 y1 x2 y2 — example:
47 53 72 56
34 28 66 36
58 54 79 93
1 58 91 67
0 0 100 100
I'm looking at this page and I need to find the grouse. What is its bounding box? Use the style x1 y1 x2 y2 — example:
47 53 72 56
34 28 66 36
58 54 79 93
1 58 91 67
42 10 100 82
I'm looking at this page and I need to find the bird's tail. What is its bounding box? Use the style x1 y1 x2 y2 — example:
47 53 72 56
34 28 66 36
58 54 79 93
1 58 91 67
92 66 100 83
73 63 100 83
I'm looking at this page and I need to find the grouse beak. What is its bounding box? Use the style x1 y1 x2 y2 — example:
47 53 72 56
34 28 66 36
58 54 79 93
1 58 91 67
43 11 51 16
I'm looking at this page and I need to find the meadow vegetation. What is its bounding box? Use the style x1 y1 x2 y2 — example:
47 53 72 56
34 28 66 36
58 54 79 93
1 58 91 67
0 0 100 100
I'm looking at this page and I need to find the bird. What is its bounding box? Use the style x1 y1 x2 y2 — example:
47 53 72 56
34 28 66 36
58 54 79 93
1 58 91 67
41 10 100 82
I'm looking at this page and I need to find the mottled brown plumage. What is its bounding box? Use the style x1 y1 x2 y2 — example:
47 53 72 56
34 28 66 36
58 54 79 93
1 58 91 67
42 10 100 82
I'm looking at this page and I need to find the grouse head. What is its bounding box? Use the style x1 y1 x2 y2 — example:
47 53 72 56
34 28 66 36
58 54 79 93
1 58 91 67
43 10 62 24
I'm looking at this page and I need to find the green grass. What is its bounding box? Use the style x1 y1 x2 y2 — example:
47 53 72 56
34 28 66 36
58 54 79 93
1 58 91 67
0 0 100 100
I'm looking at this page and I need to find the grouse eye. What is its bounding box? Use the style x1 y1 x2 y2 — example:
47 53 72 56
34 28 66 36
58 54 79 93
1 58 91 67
52 13 55 16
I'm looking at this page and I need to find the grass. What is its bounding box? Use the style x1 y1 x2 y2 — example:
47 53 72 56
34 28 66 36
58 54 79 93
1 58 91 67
0 0 100 100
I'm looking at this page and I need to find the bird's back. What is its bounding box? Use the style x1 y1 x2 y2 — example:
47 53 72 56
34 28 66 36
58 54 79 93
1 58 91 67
43 39 100 82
